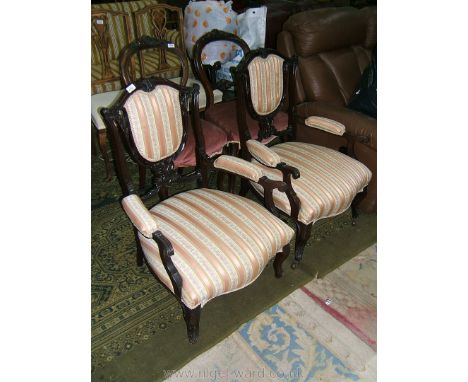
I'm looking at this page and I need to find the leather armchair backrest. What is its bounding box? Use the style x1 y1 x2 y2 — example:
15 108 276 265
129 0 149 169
278 6 376 106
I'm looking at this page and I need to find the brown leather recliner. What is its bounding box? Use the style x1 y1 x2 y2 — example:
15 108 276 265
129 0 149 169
277 6 377 213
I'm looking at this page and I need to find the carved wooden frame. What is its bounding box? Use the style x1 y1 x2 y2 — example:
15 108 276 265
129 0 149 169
91 9 133 90
233 48 367 268
100 77 291 343
119 35 189 89
133 4 186 79
192 29 251 109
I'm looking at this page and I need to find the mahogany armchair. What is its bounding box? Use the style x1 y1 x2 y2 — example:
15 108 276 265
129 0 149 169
192 30 290 145
231 48 372 268
119 37 229 190
100 77 294 343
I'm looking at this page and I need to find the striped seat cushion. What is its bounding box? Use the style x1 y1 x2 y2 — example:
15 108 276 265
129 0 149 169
138 188 294 309
250 142 372 225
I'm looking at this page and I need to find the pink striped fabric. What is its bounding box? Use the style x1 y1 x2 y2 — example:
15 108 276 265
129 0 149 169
250 142 372 224
246 139 281 167
122 194 158 238
138 188 294 309
247 54 284 115
214 155 265 182
305 116 346 136
124 85 184 162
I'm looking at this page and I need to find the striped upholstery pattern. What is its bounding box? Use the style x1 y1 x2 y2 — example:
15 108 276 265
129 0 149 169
124 85 183 162
138 188 295 309
214 156 264 182
91 1 186 95
305 116 346 136
250 142 372 224
248 55 284 115
122 194 158 238
137 49 182 80
247 139 281 167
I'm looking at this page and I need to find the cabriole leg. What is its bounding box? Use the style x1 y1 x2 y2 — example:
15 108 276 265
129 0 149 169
273 244 290 278
182 305 201 344
291 222 313 269
351 187 368 225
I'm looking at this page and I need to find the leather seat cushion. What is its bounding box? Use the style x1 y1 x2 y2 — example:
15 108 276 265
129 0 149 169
138 188 295 309
174 119 228 168
250 142 372 224
204 100 289 143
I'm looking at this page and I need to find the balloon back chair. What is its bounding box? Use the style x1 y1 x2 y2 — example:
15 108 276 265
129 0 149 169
231 48 373 268
118 36 230 191
100 77 294 343
192 30 291 145
192 30 290 192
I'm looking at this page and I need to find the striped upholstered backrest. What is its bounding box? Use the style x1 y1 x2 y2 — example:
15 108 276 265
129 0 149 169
124 85 184 162
247 54 284 115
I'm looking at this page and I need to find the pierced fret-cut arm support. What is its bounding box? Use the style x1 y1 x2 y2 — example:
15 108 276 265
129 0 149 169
245 139 301 220
276 162 301 220
152 231 183 299
213 155 288 215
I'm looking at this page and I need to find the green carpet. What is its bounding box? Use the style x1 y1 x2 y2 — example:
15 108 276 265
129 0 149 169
91 158 376 382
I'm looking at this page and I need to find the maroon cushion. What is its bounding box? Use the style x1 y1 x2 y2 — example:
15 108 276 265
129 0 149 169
204 100 289 142
174 119 228 168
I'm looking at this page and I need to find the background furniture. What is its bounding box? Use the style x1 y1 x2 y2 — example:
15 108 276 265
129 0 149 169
232 48 372 266
101 76 294 343
91 0 223 179
277 6 377 212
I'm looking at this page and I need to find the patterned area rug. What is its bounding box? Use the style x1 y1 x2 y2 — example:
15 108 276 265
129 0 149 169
166 245 377 382
91 157 377 381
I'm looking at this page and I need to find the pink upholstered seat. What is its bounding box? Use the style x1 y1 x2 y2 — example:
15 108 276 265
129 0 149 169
204 100 289 143
174 119 228 168
138 188 294 309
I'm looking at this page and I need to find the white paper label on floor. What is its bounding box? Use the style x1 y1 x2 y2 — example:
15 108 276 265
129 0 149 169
96 19 104 25
126 84 136 93
167 43 175 48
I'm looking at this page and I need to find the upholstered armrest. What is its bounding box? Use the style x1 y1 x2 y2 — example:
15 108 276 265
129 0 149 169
214 155 264 182
304 116 346 136
246 140 281 167
122 194 158 239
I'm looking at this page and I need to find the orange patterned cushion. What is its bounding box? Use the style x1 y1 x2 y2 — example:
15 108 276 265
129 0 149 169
138 189 294 309
250 142 372 224
247 54 284 115
124 85 184 162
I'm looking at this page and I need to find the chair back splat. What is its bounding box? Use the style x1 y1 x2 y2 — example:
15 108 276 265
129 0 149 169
91 9 133 95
